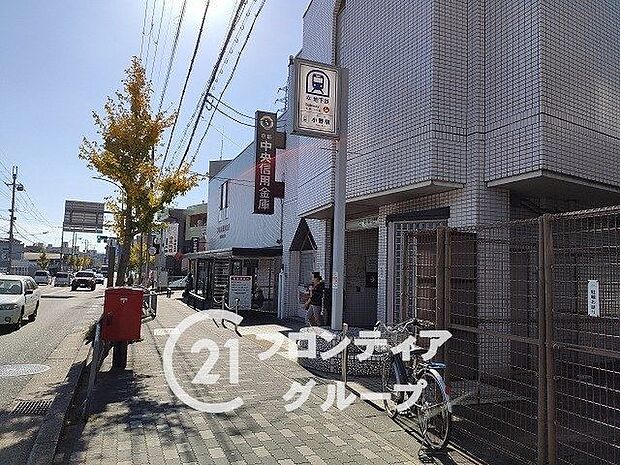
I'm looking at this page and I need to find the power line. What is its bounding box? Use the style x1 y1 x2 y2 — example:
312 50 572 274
149 0 168 78
157 0 189 113
190 0 267 165
206 102 255 127
165 0 254 169
160 0 213 169
139 0 151 58
144 0 159 69
207 92 254 120
153 0 177 88
174 0 249 171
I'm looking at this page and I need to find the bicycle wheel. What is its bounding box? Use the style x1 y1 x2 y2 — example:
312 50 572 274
416 369 452 450
381 355 404 418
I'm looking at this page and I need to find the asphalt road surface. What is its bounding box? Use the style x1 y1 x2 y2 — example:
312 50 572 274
0 284 104 413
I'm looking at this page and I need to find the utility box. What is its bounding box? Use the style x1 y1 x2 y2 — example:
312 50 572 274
101 287 143 342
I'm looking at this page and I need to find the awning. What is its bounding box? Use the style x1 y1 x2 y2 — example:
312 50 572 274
184 246 282 260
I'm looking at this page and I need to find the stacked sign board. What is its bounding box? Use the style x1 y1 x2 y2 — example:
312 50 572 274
63 200 105 233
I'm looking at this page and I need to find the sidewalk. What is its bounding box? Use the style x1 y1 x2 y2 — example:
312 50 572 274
54 297 477 465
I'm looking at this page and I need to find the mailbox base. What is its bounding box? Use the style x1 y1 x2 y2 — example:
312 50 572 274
112 342 128 370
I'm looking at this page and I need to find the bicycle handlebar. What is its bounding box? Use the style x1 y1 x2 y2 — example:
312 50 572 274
374 317 434 333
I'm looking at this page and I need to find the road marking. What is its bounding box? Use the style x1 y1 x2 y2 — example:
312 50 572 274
0 364 50 377
154 328 181 336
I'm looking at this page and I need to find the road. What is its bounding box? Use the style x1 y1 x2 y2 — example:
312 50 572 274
0 284 104 413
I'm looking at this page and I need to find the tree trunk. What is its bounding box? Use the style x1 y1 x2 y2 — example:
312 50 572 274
115 202 133 286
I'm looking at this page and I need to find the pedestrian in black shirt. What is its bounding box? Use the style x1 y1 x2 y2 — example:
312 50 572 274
305 272 324 326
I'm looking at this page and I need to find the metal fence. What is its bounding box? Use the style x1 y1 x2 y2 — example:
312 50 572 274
398 207 620 465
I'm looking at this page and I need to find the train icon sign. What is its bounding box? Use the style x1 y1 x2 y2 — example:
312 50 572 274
293 58 340 139
307 70 330 96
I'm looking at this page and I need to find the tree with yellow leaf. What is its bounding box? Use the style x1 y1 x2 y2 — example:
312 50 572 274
80 57 197 285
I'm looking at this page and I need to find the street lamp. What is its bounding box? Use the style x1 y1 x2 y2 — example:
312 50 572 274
91 176 122 190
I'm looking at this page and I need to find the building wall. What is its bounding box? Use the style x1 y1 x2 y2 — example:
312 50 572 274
539 0 620 186
283 0 620 324
0 240 25 272
206 143 282 251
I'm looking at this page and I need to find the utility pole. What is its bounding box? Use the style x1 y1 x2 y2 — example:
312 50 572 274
5 166 23 274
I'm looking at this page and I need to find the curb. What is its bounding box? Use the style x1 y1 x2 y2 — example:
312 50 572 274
26 338 91 465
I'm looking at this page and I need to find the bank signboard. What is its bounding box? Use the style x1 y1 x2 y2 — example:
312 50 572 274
292 58 340 139
253 111 278 215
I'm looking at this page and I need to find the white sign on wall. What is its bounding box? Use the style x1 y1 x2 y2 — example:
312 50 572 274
587 279 600 317
229 276 252 311
293 58 340 139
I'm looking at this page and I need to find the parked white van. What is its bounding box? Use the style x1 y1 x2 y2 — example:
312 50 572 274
54 272 73 287
34 270 52 285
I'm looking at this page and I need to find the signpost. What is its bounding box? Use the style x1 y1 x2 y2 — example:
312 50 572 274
292 57 346 330
229 276 252 311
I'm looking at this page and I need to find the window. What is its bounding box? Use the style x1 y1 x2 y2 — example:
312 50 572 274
219 181 229 221
299 250 315 286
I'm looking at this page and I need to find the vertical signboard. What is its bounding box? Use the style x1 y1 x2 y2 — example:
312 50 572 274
254 111 277 215
229 275 252 311
164 222 179 255
587 279 600 317
293 58 340 139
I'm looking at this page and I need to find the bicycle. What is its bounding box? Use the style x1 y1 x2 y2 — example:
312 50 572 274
374 317 452 451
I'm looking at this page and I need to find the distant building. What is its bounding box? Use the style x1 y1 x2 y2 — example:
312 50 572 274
157 207 188 277
0 239 26 274
184 202 208 253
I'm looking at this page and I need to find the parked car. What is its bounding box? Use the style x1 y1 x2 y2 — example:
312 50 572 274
34 270 52 285
0 275 41 329
168 276 188 290
95 273 105 284
71 271 97 291
54 271 73 286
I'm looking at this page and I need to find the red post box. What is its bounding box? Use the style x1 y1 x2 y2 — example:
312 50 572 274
101 287 143 342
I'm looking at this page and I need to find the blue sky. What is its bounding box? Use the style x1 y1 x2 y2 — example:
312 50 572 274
0 0 306 251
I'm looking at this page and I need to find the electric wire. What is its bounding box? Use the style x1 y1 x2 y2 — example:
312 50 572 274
174 0 249 171
157 0 189 113
149 0 168 79
140 0 151 58
190 0 267 165
160 0 213 170
166 0 253 168
144 0 159 69
153 0 178 90
206 92 254 120
206 103 255 127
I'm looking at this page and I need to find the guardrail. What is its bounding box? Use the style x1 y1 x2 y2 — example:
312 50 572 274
81 318 110 419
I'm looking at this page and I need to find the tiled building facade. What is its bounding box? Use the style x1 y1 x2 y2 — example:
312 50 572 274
280 0 620 326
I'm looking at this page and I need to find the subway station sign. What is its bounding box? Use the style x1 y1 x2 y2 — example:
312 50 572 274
292 58 340 139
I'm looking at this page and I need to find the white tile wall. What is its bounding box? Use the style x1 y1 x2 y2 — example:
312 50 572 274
282 0 620 322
